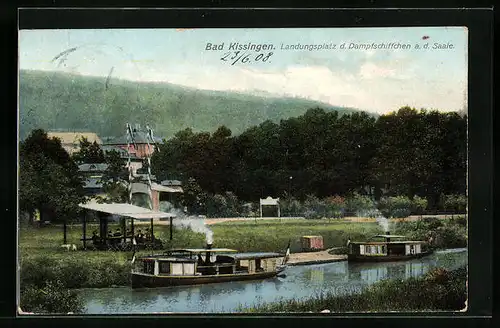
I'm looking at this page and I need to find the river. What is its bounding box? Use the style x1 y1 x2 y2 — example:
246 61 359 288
77 248 467 314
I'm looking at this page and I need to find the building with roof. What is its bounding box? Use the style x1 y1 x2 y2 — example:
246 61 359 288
48 132 102 155
79 163 109 196
103 124 162 159
102 145 143 176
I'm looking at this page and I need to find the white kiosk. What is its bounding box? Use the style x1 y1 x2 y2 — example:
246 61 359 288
259 196 280 218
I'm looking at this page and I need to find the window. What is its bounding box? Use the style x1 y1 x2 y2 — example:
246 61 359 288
143 261 154 274
415 244 421 254
159 261 170 274
183 263 195 275
171 263 183 275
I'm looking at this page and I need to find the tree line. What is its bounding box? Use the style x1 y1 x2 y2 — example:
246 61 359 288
152 106 466 210
18 106 466 222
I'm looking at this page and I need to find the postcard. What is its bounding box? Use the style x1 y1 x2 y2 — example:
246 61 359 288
18 26 468 315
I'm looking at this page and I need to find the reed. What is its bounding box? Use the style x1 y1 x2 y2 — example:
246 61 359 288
238 266 467 313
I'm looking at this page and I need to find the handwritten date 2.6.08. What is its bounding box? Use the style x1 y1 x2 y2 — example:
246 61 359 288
221 51 273 65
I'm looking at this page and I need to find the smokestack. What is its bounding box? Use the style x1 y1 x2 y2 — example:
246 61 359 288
385 231 390 243
205 243 212 265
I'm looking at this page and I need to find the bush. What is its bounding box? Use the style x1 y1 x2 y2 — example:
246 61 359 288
325 195 346 218
450 215 467 227
440 194 467 213
303 195 328 219
434 224 467 249
280 197 303 217
20 280 84 314
422 217 444 230
239 266 467 312
345 193 377 217
378 196 412 218
206 194 227 217
411 195 428 215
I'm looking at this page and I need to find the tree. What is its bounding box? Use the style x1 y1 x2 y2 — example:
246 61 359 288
71 137 105 164
181 177 208 214
19 129 85 224
99 149 129 203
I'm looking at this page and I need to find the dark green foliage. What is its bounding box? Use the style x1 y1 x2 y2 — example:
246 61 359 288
19 70 363 140
20 70 466 211
393 217 467 249
239 266 467 312
378 196 413 218
152 107 466 206
440 194 468 213
19 129 85 224
20 280 84 314
345 193 378 217
72 137 105 164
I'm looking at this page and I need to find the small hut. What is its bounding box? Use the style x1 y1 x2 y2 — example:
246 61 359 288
259 196 280 218
78 202 176 250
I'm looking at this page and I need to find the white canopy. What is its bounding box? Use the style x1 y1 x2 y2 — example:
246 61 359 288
79 202 176 220
151 182 184 193
260 196 279 205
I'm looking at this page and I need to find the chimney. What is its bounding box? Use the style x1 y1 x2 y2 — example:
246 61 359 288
205 243 212 265
385 231 391 243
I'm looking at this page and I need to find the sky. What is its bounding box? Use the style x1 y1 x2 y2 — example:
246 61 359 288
19 27 468 114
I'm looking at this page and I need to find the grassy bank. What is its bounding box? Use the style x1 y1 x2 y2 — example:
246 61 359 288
210 219 381 252
19 220 381 290
18 217 466 313
238 266 467 313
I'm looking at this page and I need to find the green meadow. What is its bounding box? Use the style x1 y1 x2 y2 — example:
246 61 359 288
19 219 382 289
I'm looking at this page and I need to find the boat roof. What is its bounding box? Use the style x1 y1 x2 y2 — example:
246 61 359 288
138 256 196 262
225 252 283 260
350 240 426 245
373 234 406 238
168 248 238 253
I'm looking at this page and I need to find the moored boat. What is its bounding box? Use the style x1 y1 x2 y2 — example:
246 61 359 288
131 243 288 288
347 232 433 262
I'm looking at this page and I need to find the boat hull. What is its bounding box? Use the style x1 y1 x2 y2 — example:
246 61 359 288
347 251 433 263
131 269 284 288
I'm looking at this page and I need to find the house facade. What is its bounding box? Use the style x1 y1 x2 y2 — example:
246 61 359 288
78 163 109 196
47 132 102 155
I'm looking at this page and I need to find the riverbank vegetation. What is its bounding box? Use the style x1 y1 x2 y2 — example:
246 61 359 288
18 217 466 313
238 266 467 313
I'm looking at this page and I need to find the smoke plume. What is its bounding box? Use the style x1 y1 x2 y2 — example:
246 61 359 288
169 208 214 244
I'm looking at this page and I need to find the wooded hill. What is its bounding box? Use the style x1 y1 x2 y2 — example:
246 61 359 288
19 69 370 140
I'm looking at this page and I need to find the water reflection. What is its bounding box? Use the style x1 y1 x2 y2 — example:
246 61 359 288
79 249 467 314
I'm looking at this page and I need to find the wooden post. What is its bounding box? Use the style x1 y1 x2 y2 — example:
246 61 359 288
150 218 154 242
83 211 87 250
170 217 173 241
131 218 135 240
63 219 67 245
122 217 126 244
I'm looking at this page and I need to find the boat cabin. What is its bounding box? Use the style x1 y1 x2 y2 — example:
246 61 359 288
133 248 284 277
348 234 430 262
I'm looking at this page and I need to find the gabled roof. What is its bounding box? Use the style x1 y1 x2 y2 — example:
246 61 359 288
161 180 182 186
48 132 102 145
83 177 104 189
103 131 161 145
79 202 176 220
79 163 109 172
151 182 183 193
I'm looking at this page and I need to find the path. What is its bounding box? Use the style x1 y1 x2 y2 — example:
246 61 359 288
287 248 347 266
132 215 460 226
